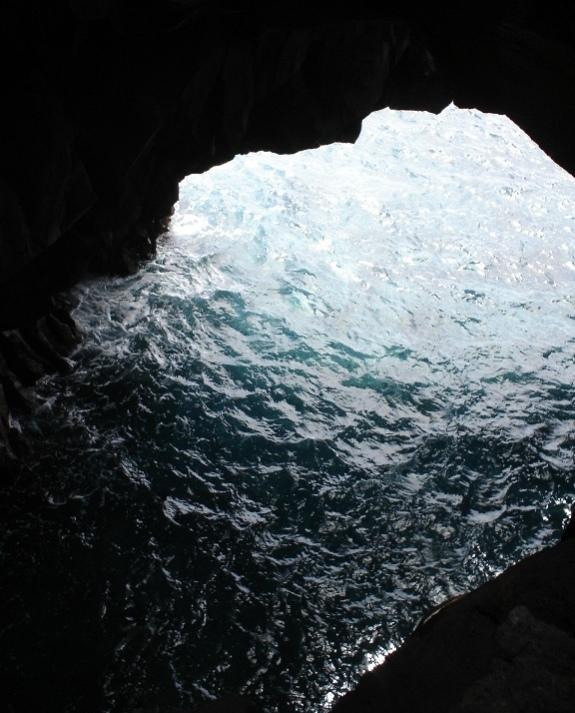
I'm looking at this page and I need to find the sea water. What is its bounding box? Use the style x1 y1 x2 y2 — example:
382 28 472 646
2 106 575 712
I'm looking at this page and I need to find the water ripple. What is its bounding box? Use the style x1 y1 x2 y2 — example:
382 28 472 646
3 106 575 712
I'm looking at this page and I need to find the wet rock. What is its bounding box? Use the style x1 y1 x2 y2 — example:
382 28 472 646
0 353 37 415
20 320 74 375
0 382 20 484
0 304 81 478
0 331 46 386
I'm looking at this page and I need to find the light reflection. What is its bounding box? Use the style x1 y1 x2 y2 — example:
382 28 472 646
363 643 398 671
541 496 573 535
320 642 399 711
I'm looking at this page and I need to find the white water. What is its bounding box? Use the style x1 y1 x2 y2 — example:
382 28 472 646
8 105 575 713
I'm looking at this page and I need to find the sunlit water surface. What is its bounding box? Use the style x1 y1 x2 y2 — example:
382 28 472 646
2 106 575 712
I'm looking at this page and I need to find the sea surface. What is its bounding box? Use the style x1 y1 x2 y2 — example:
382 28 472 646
2 106 575 712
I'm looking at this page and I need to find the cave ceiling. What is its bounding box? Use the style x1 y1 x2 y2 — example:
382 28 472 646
1 0 574 328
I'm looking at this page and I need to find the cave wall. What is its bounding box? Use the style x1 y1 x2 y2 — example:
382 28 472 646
0 0 451 330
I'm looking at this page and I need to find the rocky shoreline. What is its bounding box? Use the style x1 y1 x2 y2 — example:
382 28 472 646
332 532 575 713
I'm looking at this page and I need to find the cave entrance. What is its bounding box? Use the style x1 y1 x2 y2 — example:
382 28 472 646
11 105 575 712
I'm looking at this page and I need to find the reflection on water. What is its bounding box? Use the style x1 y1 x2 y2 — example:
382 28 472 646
3 106 575 712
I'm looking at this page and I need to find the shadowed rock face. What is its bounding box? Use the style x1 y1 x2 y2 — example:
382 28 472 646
0 0 448 329
1 0 575 328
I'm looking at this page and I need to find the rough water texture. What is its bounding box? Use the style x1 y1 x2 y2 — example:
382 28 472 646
2 107 575 712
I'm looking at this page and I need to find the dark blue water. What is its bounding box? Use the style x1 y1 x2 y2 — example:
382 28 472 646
2 107 575 712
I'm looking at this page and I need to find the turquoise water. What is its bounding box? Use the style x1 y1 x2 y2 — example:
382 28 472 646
2 107 575 712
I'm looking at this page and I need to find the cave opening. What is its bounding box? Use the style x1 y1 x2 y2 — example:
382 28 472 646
4 105 575 713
